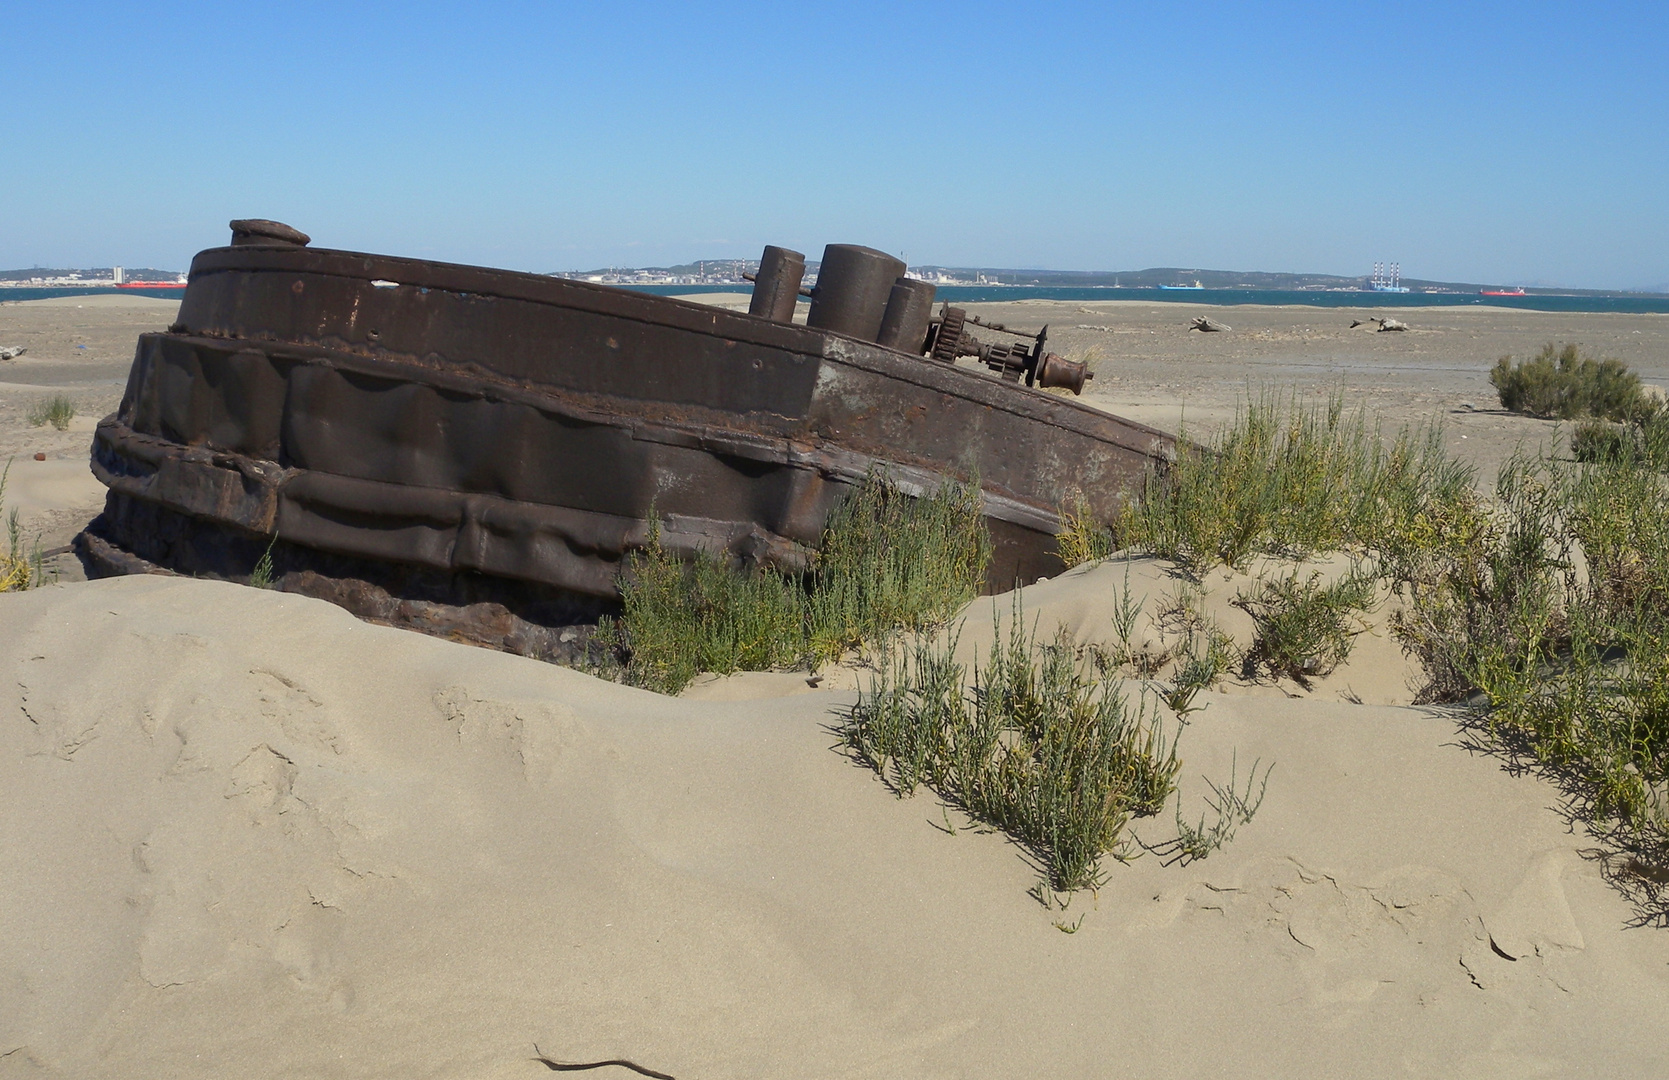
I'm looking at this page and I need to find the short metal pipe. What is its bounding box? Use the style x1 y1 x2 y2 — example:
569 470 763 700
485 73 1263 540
806 244 907 342
747 245 805 323
875 277 938 354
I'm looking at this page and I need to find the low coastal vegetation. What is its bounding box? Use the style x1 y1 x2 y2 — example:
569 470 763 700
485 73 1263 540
1395 451 1669 902
601 473 1259 895
1490 342 1653 422
26 394 77 431
1573 411 1669 475
1057 384 1669 905
842 608 1180 890
1234 568 1378 687
0 462 46 592
1110 391 1479 577
1165 752 1273 866
597 371 1669 906
597 473 989 694
1494 343 1669 475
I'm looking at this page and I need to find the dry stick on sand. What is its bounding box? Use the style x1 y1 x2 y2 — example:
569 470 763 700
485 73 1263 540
1189 316 1231 332
532 1046 677 1080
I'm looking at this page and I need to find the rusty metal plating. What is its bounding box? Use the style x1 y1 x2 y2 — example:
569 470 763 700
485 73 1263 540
81 221 1168 658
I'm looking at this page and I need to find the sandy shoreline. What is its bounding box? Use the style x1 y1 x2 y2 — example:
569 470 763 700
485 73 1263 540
670 293 1669 486
5 294 1669 1076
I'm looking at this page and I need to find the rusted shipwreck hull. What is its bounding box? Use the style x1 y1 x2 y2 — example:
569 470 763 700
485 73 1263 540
81 222 1175 660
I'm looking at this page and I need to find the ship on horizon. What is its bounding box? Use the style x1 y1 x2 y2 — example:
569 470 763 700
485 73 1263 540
1367 261 1410 293
1479 286 1528 296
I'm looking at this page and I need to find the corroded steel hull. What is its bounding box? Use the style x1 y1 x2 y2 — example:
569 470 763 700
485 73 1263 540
82 235 1175 657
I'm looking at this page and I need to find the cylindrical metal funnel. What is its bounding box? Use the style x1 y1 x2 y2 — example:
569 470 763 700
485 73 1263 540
746 245 805 323
806 244 907 342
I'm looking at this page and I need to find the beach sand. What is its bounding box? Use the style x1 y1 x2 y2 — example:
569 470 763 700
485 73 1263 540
5 296 1669 1077
0 295 178 568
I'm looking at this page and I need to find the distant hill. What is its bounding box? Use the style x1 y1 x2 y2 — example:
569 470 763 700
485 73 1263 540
919 266 1374 290
546 260 1660 297
12 262 1658 297
0 267 183 282
916 266 1660 297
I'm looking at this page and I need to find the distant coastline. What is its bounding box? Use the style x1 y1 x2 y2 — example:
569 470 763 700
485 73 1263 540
6 281 1662 317
629 283 1669 316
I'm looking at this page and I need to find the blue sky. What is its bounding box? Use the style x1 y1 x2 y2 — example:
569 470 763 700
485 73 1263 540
2 2 1665 289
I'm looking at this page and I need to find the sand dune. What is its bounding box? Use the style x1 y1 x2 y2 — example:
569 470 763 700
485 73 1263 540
7 298 1669 1076
5 574 1669 1078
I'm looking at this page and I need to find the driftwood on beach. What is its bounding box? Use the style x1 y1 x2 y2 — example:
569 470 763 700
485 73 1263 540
1188 316 1231 333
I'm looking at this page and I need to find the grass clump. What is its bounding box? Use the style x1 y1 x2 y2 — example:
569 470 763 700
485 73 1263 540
842 606 1180 890
1147 580 1238 713
1055 491 1116 569
1235 567 1378 687
600 520 806 694
1166 753 1273 866
1573 410 1669 473
26 395 77 431
600 473 990 694
1490 342 1653 421
248 536 279 589
0 462 46 592
1121 391 1480 575
805 476 989 662
1163 629 1238 716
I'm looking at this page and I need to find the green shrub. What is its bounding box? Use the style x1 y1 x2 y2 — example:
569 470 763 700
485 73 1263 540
601 473 991 694
843 606 1180 890
1392 450 1669 894
1572 420 1633 464
1490 342 1652 421
1235 568 1378 687
1122 391 1479 575
1055 492 1116 569
0 462 45 592
26 395 76 431
805 476 989 662
600 521 805 695
1167 753 1273 865
1163 627 1238 715
248 536 279 589
1573 410 1669 473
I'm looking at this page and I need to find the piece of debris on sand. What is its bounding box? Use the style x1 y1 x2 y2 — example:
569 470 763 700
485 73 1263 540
0 346 26 360
1349 317 1409 332
1189 316 1231 333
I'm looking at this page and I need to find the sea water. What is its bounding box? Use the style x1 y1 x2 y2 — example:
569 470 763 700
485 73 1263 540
9 283 1664 316
631 283 1669 315
0 287 187 302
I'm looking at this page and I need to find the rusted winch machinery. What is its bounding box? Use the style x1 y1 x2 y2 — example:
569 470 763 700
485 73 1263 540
746 243 1091 394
